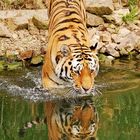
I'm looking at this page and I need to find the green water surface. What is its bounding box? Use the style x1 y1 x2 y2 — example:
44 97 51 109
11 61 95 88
0 59 140 140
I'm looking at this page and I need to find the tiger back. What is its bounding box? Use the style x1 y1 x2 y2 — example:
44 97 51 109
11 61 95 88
42 0 99 94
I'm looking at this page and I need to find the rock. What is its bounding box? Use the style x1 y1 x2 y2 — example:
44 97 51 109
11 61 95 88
97 24 107 31
119 47 129 55
87 12 104 27
0 50 4 56
107 55 115 60
0 10 19 19
0 10 48 30
100 31 111 43
0 23 12 37
6 49 19 56
136 54 140 59
31 55 43 65
121 0 129 6
116 32 140 54
106 43 120 57
113 0 128 9
6 17 28 30
88 28 101 50
0 10 38 20
11 33 19 40
128 22 140 31
28 19 40 35
135 39 140 52
32 10 48 30
105 55 115 65
19 50 34 60
103 8 130 25
99 46 107 53
85 0 114 15
32 16 48 30
112 27 131 43
118 27 131 37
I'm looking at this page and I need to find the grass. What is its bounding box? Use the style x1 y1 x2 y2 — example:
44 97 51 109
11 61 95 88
122 0 139 23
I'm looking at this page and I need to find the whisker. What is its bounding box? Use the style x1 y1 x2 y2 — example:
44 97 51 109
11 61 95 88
95 88 102 96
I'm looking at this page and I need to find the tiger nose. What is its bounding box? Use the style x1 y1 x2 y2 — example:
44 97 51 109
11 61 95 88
83 87 89 92
82 87 91 93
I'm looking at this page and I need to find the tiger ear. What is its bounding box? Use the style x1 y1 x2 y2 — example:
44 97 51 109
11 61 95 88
90 42 98 52
60 44 71 57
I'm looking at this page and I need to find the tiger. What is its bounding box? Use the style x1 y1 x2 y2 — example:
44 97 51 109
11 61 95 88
42 0 99 94
19 97 99 140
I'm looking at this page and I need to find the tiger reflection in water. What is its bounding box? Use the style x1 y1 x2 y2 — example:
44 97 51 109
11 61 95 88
19 97 99 140
46 97 99 140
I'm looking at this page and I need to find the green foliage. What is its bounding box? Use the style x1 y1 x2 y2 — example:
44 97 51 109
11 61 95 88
128 0 137 8
122 0 138 23
122 7 138 23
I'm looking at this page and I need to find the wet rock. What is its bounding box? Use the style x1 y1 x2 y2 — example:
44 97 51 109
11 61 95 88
0 23 12 37
31 55 43 65
85 0 114 15
87 12 104 27
105 55 115 65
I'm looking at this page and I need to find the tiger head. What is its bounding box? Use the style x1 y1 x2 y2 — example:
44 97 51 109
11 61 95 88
69 104 98 139
55 43 99 94
56 98 99 140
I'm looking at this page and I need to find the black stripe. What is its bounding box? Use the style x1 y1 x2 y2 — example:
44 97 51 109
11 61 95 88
65 10 79 16
51 1 65 10
46 73 60 85
65 66 68 77
59 18 82 24
54 26 69 33
58 35 70 41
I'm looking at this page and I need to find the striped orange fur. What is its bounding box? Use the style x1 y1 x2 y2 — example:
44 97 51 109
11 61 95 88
42 0 99 94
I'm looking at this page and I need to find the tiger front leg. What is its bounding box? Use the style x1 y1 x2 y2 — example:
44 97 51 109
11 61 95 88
42 64 58 89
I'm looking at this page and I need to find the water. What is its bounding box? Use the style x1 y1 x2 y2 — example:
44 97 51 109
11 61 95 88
0 59 140 140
